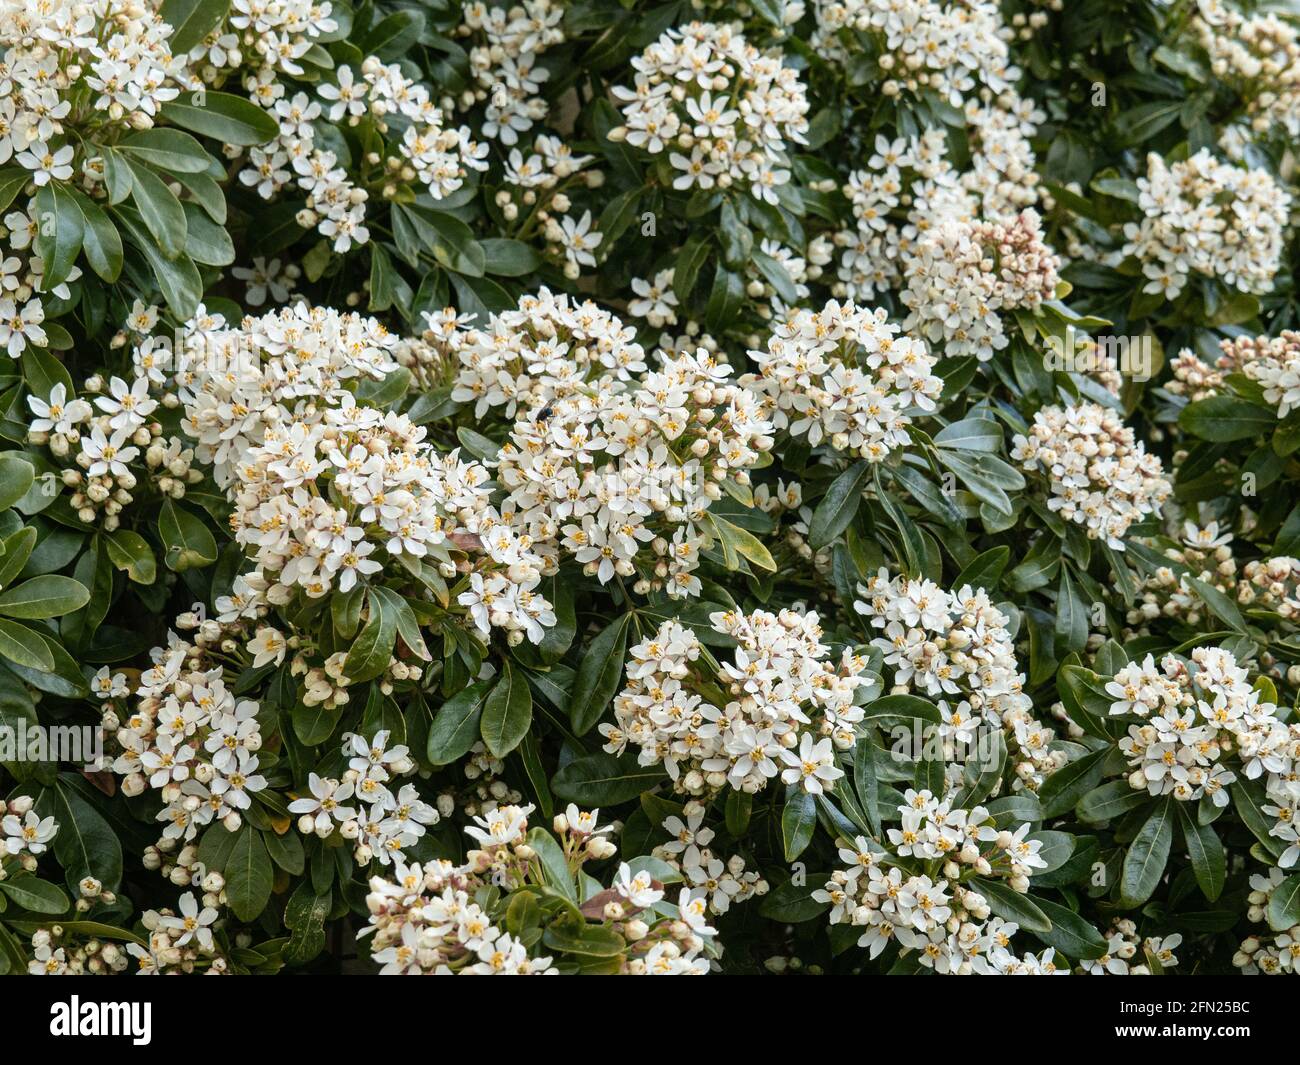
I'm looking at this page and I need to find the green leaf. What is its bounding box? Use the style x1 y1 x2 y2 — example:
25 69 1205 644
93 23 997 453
161 88 278 146
1115 100 1182 145
934 417 1003 452
69 189 123 283
33 184 84 291
1266 874 1300 932
173 168 226 224
972 877 1051 933
1055 567 1088 655
342 592 398 685
0 574 90 618
852 738 881 838
1177 802 1224 902
159 498 217 571
808 460 871 549
752 249 798 303
0 618 55 671
124 158 187 259
710 514 777 572
223 825 274 922
1076 780 1148 823
860 693 941 724
118 128 213 173
426 679 492 765
781 785 817 861
1178 396 1275 442
183 202 235 266
41 779 122 892
1121 798 1174 906
526 826 577 902
673 238 709 304
1185 575 1247 634
538 575 576 664
954 546 1011 590
0 526 36 592
480 661 533 758
0 877 70 915
0 168 29 214
758 877 830 923
551 752 665 805
408 205 485 277
112 207 202 318
1231 779 1285 859
161 0 232 54
1030 897 1108 960
705 263 744 332
542 922 628 958
0 454 35 510
479 238 541 277
1055 665 1112 739
1028 830 1075 876
1038 748 1109 818
725 790 752 837
263 828 305 876
568 613 630 735
936 449 1021 514
953 730 1006 808
105 529 156 584
100 148 133 205
517 731 554 821
282 883 330 966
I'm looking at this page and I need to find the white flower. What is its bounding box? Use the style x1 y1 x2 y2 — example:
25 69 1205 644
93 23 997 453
248 627 287 668
780 733 843 795
164 892 219 951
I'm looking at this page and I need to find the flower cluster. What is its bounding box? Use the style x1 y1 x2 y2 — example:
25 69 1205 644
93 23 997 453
492 135 606 277
231 399 557 647
835 114 1047 320
1234 332 1300 419
288 731 438 867
26 352 203 529
456 0 565 146
740 299 942 461
176 303 401 487
1236 868 1300 974
1191 0 1300 141
1082 920 1182 975
649 804 768 915
213 0 337 79
601 608 870 795
811 0 1021 107
610 22 810 203
1126 521 1239 631
360 802 718 973
1239 556 1300 620
1121 149 1290 300
493 344 772 598
1106 647 1299 856
25 925 153 977
901 210 1061 362
1011 402 1172 549
243 56 489 252
231 402 465 595
106 632 269 873
816 792 1060 974
855 572 1062 791
447 288 646 418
